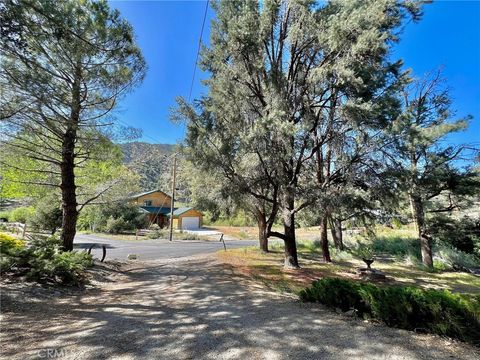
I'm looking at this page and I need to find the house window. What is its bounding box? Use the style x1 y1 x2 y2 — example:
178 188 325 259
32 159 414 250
143 200 152 206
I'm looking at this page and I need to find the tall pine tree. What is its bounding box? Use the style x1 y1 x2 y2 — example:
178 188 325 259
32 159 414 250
389 70 478 267
0 0 145 250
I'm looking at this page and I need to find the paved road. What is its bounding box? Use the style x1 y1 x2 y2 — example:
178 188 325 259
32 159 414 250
74 234 257 261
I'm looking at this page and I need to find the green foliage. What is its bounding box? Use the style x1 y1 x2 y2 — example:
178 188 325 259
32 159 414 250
78 203 148 233
391 218 404 229
371 235 420 260
429 215 480 255
206 214 255 227
1 235 93 286
175 231 200 241
29 195 63 234
146 229 167 239
353 245 375 260
299 278 480 344
0 0 145 248
352 228 421 260
105 216 129 234
0 232 25 255
77 205 105 232
174 0 423 267
0 210 11 221
434 245 480 270
146 229 200 241
9 206 34 224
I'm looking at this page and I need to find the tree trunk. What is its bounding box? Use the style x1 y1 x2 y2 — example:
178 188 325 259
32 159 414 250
60 126 78 251
283 188 299 268
60 63 81 251
257 211 269 253
320 215 331 262
410 194 433 268
330 217 344 250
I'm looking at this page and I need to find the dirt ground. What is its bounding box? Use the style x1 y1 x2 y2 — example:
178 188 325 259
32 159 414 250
1 256 479 360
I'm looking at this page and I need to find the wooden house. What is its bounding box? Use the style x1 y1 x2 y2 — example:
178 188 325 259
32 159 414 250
129 189 203 230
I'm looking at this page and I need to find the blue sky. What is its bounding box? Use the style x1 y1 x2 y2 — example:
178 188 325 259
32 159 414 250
110 0 480 146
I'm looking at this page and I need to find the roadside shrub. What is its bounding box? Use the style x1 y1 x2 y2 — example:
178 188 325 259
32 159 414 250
146 229 167 239
105 216 130 234
149 224 161 231
1 235 93 286
176 231 200 240
299 278 372 313
299 278 480 344
0 233 25 255
9 206 35 224
0 233 25 270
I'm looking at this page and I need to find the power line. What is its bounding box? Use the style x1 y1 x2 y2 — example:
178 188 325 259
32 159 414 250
117 1 210 143
116 118 164 144
188 0 209 102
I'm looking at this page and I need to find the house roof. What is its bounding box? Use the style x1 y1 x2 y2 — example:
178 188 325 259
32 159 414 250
129 189 171 199
139 206 171 215
139 206 196 217
172 207 194 216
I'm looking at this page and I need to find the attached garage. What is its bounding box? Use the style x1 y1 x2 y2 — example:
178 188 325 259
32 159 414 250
172 207 203 230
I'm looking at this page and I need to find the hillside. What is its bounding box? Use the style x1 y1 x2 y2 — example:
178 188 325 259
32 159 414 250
120 142 176 191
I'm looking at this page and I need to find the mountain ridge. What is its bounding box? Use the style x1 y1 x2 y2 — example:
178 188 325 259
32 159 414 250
120 142 176 191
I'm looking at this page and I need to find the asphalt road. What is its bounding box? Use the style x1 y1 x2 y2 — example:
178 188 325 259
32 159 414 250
74 234 257 261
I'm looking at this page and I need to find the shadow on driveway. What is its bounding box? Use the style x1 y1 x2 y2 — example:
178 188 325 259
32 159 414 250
1 258 478 360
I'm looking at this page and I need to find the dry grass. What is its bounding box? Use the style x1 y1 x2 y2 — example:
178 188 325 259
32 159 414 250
203 225 322 240
203 226 258 239
216 245 480 296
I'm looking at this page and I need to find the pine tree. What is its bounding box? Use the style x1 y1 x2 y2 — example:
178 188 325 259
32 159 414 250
0 0 145 250
389 70 478 267
176 0 421 268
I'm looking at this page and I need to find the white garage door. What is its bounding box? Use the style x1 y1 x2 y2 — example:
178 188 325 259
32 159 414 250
181 217 200 230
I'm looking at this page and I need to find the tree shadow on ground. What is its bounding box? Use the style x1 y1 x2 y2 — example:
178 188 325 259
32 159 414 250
1 258 478 360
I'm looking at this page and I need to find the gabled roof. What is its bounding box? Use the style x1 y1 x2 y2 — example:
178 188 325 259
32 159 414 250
172 207 194 216
129 189 171 199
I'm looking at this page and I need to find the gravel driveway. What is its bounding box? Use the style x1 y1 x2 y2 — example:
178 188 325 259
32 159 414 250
1 256 478 360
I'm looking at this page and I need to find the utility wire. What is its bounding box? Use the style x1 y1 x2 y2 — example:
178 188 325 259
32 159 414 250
116 118 164 145
188 0 209 102
117 1 210 144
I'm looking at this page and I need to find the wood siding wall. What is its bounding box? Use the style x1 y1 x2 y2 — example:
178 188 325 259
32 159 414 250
131 191 172 208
